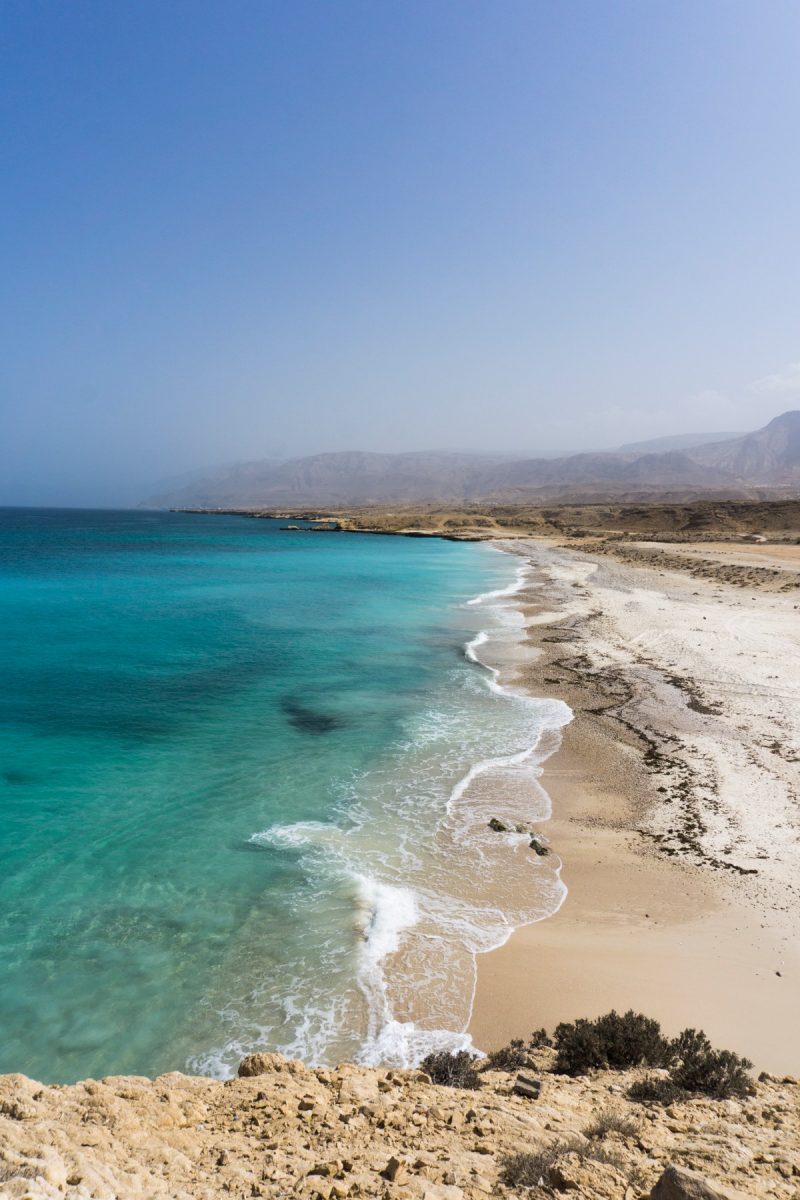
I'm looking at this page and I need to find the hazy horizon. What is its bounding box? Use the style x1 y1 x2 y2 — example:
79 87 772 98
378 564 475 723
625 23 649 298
3 1 800 506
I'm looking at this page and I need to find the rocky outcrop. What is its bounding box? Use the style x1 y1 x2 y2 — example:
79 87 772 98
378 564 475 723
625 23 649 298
0 1054 797 1199
649 1164 750 1200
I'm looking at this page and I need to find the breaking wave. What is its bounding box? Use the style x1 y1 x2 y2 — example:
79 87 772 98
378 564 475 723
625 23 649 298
194 551 571 1075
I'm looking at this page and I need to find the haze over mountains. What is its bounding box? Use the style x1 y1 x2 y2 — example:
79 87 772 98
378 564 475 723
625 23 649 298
144 412 800 509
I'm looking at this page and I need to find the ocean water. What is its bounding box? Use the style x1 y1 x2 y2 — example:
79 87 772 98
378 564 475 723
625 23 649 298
0 508 570 1084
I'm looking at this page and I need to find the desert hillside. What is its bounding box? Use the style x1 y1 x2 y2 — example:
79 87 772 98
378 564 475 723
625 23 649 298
253 497 800 541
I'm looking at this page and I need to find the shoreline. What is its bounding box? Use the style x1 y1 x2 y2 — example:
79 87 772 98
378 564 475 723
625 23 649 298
2 531 799 1194
444 554 572 1035
370 550 573 1064
468 539 800 1075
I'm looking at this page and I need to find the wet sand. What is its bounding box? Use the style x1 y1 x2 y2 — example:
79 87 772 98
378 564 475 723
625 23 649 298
468 541 800 1074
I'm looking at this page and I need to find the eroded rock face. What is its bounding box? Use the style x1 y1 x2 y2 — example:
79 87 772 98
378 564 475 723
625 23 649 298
0 1053 797 1199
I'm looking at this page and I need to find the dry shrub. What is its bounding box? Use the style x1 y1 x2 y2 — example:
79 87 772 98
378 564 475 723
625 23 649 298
582 1107 639 1140
420 1050 482 1089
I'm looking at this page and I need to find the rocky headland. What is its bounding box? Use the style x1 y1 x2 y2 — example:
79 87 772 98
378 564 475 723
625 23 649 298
1 1047 798 1200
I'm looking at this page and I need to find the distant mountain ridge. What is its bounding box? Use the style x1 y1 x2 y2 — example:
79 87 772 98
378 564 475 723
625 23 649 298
617 431 744 454
691 411 800 482
145 451 518 508
142 411 800 508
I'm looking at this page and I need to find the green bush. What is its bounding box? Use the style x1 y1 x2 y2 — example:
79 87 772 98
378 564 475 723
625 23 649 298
420 1049 482 1089
553 1010 670 1075
668 1029 752 1099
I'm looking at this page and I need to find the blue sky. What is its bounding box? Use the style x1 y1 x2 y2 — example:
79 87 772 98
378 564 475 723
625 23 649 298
2 0 800 504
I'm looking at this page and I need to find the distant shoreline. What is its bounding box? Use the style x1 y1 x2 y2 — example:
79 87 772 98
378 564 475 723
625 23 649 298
170 506 491 540
175 501 800 591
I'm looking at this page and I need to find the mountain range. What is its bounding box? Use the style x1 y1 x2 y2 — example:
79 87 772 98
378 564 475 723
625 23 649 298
143 411 800 509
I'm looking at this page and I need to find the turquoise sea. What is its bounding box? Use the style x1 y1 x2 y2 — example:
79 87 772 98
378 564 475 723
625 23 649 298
0 509 569 1084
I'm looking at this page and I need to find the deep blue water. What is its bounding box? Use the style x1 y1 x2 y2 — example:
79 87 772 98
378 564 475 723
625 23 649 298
0 508 567 1083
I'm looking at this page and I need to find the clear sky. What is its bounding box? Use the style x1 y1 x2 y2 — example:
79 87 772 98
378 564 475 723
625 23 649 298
2 0 800 505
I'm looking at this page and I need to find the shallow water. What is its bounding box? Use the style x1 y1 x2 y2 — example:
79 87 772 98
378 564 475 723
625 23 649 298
0 509 568 1082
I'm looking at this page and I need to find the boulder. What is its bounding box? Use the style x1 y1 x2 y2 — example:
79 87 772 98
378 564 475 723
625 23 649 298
488 818 509 832
550 1152 627 1197
382 1156 408 1183
237 1052 306 1077
512 1074 542 1100
649 1164 750 1200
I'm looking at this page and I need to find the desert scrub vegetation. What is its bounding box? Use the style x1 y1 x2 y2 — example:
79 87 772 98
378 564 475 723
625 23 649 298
529 1027 552 1049
501 1138 625 1191
668 1028 753 1099
551 1009 753 1101
420 1050 482 1089
435 1011 753 1098
627 1076 686 1105
582 1107 639 1140
483 1029 551 1072
483 1038 532 1072
501 1142 570 1190
479 1027 554 1075
554 1010 671 1075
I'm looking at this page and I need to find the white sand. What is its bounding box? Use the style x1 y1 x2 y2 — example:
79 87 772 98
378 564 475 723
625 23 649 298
469 541 800 1073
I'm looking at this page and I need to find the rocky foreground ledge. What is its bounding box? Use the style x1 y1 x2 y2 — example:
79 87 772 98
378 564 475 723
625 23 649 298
1 1051 797 1200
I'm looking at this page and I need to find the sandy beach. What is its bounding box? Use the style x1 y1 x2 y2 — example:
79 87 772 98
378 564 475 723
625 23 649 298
469 540 800 1075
